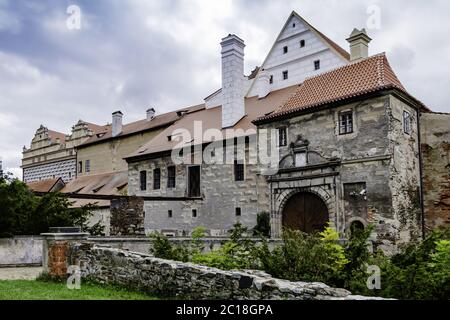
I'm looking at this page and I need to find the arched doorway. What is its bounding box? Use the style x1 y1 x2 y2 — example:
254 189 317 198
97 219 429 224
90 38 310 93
282 192 329 233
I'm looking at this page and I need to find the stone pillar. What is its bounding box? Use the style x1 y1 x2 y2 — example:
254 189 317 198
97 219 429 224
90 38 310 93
41 227 89 277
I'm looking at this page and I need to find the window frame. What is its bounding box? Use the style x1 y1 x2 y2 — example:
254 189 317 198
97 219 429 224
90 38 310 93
278 127 288 147
282 70 289 80
153 168 161 190
339 111 354 135
283 46 288 54
403 111 411 135
85 159 91 173
314 60 321 70
234 160 245 182
167 165 176 189
300 39 305 48
78 161 83 173
187 165 201 197
139 170 147 191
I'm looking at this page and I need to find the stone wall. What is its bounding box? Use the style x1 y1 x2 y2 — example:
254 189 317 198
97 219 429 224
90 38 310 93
128 155 269 237
0 236 43 267
420 112 450 231
110 197 145 236
66 241 383 300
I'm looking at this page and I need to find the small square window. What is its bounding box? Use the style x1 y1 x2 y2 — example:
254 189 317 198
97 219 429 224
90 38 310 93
168 210 173 218
403 111 411 134
192 209 197 218
300 40 305 48
339 111 354 135
283 46 288 54
314 60 321 70
282 70 288 80
269 75 273 84
292 23 296 28
235 207 242 216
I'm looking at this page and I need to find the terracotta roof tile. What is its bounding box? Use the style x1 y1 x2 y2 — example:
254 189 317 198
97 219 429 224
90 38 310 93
256 53 427 122
27 178 63 193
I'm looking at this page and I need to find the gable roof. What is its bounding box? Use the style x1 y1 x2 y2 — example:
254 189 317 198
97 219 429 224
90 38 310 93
254 53 429 123
27 178 65 193
125 84 299 160
78 104 204 147
246 11 350 96
47 130 66 144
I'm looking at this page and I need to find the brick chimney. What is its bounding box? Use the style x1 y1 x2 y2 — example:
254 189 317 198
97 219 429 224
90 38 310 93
221 34 245 128
112 111 123 137
146 107 155 121
346 28 372 61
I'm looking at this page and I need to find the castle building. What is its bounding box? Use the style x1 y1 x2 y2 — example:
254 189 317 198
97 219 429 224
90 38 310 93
123 12 448 251
21 121 104 183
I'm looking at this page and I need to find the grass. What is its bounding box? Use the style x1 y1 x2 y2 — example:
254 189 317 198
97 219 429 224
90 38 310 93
0 280 159 300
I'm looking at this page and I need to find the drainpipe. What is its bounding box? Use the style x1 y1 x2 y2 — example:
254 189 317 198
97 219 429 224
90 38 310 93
417 108 426 239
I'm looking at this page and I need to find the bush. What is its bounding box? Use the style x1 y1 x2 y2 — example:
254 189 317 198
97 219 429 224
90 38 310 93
0 174 103 237
253 212 270 237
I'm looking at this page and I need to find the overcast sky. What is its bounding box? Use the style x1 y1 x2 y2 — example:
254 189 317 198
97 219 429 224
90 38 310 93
1 0 449 178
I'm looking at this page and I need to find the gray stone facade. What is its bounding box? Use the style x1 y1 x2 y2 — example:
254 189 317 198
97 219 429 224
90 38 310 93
128 155 269 237
258 94 422 252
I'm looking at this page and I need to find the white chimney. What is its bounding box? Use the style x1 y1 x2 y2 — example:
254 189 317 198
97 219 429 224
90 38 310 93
112 111 123 137
256 71 270 99
221 34 245 128
346 28 372 61
146 107 155 121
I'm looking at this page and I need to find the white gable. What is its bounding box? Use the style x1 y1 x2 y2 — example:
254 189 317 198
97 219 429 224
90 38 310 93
247 12 349 98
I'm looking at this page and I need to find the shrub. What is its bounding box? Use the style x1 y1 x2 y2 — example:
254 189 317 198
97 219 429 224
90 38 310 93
253 212 270 237
0 174 103 237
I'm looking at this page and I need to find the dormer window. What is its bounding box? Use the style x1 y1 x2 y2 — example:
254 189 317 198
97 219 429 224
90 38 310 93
283 46 288 54
300 40 305 48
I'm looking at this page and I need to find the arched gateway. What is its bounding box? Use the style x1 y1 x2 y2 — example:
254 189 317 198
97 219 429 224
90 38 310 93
282 192 330 233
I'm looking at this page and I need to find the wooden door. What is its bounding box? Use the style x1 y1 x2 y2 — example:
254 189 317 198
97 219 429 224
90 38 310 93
282 192 329 233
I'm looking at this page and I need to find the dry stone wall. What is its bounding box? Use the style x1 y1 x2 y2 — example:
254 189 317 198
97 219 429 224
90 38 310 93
67 242 385 300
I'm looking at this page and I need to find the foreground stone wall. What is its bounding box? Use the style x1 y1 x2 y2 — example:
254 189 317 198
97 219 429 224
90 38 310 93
66 242 383 300
420 112 450 231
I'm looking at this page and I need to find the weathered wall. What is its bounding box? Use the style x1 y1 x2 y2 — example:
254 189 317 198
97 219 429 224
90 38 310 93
66 242 384 300
387 96 422 245
0 236 43 266
77 130 163 176
128 155 269 236
420 112 450 231
110 197 145 236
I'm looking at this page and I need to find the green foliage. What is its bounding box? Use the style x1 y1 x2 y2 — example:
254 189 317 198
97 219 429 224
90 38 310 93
253 212 270 237
0 174 103 237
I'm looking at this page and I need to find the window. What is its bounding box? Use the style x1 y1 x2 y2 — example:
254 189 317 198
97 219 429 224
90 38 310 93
78 161 83 173
269 75 273 84
295 152 307 167
314 60 321 70
282 70 288 80
234 161 245 181
292 23 296 28
139 170 147 191
339 111 353 135
167 166 176 188
187 166 201 197
153 168 161 190
403 111 411 134
168 210 173 218
85 160 91 173
300 39 305 48
192 209 197 218
278 127 287 147
235 207 242 217
283 46 288 54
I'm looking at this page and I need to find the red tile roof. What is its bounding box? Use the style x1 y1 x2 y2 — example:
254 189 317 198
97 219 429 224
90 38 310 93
255 53 428 123
27 178 64 193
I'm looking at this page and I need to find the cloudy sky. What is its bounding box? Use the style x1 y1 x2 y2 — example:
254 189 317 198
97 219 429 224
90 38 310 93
0 0 449 178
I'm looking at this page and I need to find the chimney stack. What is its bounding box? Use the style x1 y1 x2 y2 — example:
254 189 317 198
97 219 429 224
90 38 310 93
220 34 245 128
146 107 155 121
112 111 123 137
346 28 372 61
256 71 270 99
